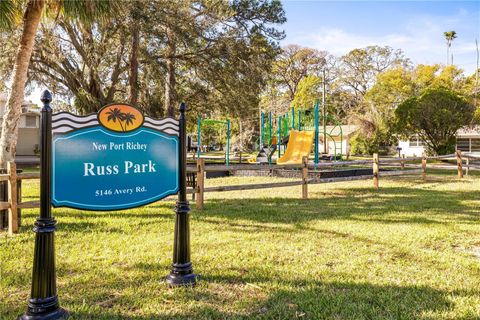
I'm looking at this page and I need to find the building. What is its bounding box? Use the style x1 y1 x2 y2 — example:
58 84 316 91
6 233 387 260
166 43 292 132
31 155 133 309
318 125 358 156
0 94 40 156
398 126 480 156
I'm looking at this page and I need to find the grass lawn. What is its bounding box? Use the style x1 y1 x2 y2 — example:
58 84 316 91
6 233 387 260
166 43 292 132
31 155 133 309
2 171 480 319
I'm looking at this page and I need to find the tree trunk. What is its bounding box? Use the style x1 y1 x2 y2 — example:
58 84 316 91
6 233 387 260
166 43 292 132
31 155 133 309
165 26 177 117
239 119 243 151
446 44 450 66
0 0 44 168
128 18 140 105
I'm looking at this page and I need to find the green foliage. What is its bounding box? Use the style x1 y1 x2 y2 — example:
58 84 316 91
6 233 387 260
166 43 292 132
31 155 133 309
25 0 285 122
340 45 411 97
365 67 414 108
352 64 472 155
292 75 321 109
0 27 19 91
395 88 475 155
199 119 230 149
266 45 327 112
349 118 397 155
0 0 20 30
58 0 120 24
349 133 369 155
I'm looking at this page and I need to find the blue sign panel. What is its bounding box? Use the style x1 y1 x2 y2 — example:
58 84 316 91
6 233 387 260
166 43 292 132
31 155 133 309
52 106 180 211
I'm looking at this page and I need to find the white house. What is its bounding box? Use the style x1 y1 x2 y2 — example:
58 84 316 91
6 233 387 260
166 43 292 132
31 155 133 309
0 94 40 156
318 125 358 156
398 126 480 156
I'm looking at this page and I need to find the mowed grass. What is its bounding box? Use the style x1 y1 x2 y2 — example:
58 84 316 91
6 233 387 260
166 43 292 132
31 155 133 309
2 171 480 319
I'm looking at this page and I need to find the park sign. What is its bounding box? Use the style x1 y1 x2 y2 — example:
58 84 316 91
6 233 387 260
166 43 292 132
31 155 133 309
51 104 180 210
19 92 196 320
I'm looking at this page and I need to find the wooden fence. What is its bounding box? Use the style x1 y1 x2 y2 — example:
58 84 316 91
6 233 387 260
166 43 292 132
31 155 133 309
0 162 40 234
192 152 465 209
0 151 471 235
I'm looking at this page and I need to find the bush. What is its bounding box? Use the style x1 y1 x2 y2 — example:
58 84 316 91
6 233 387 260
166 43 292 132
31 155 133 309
395 88 474 155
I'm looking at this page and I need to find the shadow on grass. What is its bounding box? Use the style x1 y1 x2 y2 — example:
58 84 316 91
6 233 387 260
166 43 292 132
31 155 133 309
204 273 460 319
17 207 175 234
196 185 480 226
39 278 458 320
7 178 480 319
6 258 471 319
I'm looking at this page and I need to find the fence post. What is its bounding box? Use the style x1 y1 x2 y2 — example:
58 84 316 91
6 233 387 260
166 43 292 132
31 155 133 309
456 150 463 178
18 176 22 227
373 153 379 189
401 154 405 170
422 153 427 181
302 156 308 199
7 161 18 234
466 157 469 176
196 158 205 209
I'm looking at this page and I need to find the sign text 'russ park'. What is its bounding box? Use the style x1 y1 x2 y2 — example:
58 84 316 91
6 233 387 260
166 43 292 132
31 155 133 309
52 104 180 210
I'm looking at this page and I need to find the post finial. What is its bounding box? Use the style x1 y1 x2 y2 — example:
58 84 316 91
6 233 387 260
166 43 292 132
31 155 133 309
180 102 186 113
40 90 52 105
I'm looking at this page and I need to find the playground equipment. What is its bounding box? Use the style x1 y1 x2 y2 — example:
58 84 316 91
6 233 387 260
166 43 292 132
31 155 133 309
256 111 288 164
258 101 345 165
197 117 230 166
277 130 315 165
256 136 278 163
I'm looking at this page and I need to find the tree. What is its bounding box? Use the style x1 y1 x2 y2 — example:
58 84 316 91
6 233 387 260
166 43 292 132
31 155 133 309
395 88 474 155
143 0 285 117
339 46 410 100
349 67 415 154
0 0 116 167
291 75 322 109
31 18 129 114
365 67 414 110
350 64 471 155
128 1 142 106
444 31 457 66
272 45 327 104
0 0 45 167
27 0 285 122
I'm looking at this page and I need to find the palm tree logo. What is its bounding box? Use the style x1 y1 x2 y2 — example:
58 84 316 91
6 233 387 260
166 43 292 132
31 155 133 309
105 107 136 132
123 112 136 129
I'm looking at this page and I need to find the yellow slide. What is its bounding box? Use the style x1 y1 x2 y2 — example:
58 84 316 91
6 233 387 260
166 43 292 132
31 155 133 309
277 130 314 165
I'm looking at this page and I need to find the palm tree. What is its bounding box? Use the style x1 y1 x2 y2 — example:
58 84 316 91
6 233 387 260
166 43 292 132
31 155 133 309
106 107 126 131
123 112 136 131
444 31 457 66
0 0 117 167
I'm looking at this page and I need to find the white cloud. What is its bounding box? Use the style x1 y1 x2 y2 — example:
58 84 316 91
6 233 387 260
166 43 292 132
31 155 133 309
285 9 479 74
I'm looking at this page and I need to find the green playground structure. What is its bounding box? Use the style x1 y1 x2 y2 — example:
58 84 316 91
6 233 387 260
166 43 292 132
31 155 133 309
259 101 344 164
197 117 231 166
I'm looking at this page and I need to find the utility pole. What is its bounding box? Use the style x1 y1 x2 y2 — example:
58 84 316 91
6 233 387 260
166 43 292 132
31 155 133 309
322 69 327 154
475 39 479 108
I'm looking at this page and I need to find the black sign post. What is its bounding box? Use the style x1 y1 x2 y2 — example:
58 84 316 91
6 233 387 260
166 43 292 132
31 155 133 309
19 90 67 320
19 94 196 319
166 103 197 286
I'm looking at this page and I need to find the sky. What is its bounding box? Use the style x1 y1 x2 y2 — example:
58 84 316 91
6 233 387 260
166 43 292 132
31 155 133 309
280 0 480 74
28 1 480 105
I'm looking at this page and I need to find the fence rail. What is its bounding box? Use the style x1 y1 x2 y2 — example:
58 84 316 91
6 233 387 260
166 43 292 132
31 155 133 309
1 151 472 235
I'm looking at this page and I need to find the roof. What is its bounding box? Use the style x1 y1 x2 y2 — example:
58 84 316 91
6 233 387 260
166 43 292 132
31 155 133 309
457 126 480 137
0 93 39 115
322 125 358 137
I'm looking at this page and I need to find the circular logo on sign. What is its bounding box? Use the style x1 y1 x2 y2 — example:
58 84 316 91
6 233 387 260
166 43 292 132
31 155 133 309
98 104 144 132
